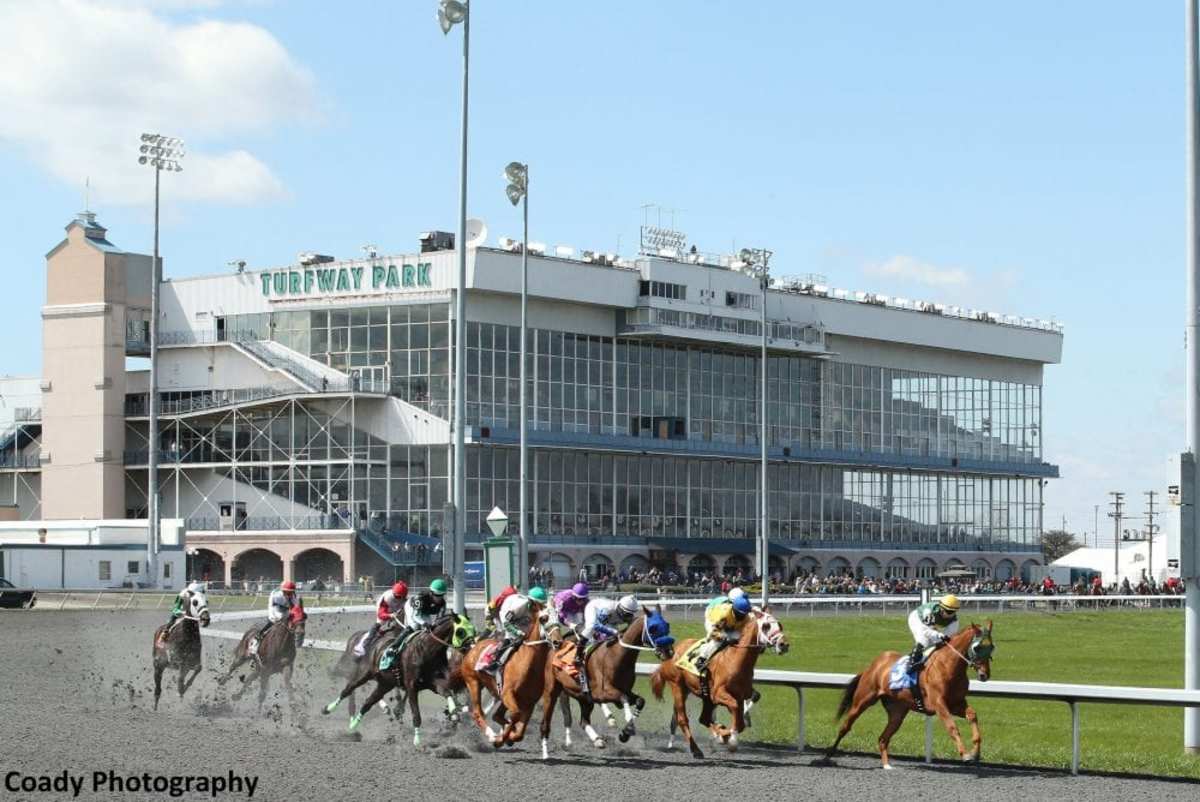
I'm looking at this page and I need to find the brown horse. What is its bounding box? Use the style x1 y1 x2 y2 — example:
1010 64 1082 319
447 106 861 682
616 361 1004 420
539 608 675 758
650 608 788 759
221 602 307 708
826 621 994 769
152 591 211 710
451 615 553 748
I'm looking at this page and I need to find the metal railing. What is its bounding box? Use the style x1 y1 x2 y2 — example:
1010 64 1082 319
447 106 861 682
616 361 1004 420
184 514 349 532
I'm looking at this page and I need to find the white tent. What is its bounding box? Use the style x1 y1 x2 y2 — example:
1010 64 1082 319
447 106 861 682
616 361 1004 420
1051 534 1169 586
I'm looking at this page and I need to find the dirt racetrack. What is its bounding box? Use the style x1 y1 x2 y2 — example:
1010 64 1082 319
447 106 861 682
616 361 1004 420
2 609 1196 801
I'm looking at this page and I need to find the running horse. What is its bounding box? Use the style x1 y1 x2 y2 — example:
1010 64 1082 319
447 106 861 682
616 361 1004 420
539 607 674 758
451 615 554 748
650 608 788 759
221 601 307 708
826 621 994 769
151 589 211 710
322 613 476 745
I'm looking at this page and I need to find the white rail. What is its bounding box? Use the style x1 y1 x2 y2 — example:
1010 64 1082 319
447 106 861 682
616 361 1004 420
199 605 1200 775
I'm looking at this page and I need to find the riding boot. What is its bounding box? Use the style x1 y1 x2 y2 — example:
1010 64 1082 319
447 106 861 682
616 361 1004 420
908 645 926 712
908 643 925 670
575 642 591 700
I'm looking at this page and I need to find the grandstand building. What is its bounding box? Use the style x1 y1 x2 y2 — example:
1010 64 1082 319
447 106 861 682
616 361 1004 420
0 212 1062 588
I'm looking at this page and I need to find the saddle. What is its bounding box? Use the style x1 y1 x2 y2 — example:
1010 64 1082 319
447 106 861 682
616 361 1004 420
675 640 708 678
379 629 421 672
474 642 501 673
551 640 607 677
888 656 920 691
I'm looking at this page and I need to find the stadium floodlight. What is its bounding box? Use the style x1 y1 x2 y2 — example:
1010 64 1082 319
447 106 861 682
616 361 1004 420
503 158 530 586
737 244 773 607
136 132 185 589
438 0 467 34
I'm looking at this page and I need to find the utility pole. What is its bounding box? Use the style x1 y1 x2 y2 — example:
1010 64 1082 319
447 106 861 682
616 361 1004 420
1093 504 1099 548
1108 491 1125 586
1145 490 1160 583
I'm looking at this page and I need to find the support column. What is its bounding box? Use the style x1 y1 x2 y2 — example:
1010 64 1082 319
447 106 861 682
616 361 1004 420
223 557 233 589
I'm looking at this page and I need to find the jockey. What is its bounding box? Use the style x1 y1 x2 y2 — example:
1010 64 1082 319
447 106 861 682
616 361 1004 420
485 586 549 676
907 594 961 669
693 593 752 675
553 583 591 692
485 584 519 635
165 581 205 628
403 578 448 632
256 580 299 640
582 594 639 646
355 580 408 657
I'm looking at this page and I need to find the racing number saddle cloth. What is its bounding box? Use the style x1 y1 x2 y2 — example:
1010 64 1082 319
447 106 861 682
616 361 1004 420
675 640 707 677
474 642 500 672
887 648 934 691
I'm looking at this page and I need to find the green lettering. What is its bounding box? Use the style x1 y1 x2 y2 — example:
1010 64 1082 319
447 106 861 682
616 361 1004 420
351 267 364 289
372 265 386 289
386 265 400 288
261 274 272 296
316 269 335 292
402 264 415 287
273 272 287 295
417 263 431 286
336 268 350 291
288 271 301 294
304 270 314 293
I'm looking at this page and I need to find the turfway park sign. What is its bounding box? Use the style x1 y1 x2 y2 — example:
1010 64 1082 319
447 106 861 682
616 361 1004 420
260 263 433 299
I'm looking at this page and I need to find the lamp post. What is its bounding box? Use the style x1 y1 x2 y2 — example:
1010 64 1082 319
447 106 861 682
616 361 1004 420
740 247 773 607
504 161 529 589
1187 0 1200 754
438 0 470 613
137 133 183 588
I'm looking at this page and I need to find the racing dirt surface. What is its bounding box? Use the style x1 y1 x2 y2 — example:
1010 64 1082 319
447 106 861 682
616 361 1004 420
2 610 1196 801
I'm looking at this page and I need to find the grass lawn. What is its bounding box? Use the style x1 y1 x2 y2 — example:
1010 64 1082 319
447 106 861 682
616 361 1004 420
626 610 1200 778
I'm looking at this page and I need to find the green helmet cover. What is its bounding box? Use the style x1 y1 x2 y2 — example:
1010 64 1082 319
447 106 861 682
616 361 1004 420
528 586 549 603
430 578 448 595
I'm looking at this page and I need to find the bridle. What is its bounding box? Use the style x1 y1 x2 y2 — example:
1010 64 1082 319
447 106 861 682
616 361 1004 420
941 629 992 673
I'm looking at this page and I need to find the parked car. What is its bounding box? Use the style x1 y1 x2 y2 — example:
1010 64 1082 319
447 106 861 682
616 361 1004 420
0 578 36 609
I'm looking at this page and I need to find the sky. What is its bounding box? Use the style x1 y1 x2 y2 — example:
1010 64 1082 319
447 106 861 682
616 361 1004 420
0 1 1189 543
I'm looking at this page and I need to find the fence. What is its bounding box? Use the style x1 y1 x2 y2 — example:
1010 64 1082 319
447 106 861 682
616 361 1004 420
192 603 1200 775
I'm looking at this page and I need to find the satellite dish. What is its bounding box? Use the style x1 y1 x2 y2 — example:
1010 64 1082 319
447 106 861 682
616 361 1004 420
465 218 488 248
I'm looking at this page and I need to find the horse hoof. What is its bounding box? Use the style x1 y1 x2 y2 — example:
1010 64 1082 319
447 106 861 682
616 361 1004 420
606 717 617 727
690 748 705 760
883 764 895 771
618 731 631 743
594 738 606 749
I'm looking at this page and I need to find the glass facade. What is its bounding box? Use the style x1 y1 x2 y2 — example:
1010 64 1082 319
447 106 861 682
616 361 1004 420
161 301 1046 552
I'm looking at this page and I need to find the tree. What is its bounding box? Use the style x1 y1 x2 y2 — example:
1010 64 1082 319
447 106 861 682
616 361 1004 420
1041 529 1082 562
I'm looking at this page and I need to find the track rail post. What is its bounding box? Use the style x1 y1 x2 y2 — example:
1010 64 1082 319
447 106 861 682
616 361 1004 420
1070 701 1081 775
796 687 806 751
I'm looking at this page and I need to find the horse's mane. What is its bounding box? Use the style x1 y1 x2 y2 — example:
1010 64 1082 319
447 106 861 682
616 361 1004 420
948 622 981 649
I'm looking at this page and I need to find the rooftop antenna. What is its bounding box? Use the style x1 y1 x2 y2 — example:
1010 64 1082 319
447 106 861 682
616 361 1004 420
83 177 91 212
362 243 379 259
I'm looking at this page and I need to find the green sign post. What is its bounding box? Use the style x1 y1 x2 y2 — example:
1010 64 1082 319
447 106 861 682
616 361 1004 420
484 506 515 598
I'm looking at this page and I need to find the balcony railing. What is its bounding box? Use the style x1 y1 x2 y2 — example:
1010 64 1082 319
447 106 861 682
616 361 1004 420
185 515 348 532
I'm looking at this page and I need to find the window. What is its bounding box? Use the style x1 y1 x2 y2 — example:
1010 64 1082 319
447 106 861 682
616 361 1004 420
725 291 758 309
639 280 686 300
127 560 140 575
163 562 172 579
99 561 111 581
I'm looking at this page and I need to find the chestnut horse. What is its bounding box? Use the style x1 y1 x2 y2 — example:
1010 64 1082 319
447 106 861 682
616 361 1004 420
221 601 307 708
826 621 994 769
451 615 552 748
539 608 675 759
152 590 211 710
650 609 788 759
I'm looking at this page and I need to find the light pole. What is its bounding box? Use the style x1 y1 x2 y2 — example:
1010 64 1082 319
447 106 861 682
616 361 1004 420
1185 0 1200 753
504 161 529 589
137 133 183 589
438 0 470 613
740 247 773 607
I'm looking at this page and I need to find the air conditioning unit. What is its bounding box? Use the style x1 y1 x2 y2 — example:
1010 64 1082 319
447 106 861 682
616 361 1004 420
528 242 547 255
297 252 335 266
498 237 522 253
554 245 575 258
418 231 455 253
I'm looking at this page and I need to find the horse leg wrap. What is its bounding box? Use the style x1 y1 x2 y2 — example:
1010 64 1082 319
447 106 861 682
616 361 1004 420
584 723 605 748
348 712 363 732
412 727 421 747
541 737 550 761
323 699 340 714
563 728 572 747
600 703 617 727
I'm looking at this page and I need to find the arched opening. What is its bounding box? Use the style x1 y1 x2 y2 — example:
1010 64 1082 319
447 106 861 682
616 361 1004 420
294 547 345 586
916 558 938 580
994 559 1017 581
943 558 967 572
582 553 615 582
796 556 821 577
885 557 910 579
546 552 575 587
857 557 882 579
826 556 851 577
971 558 992 580
722 554 752 579
686 554 715 581
231 548 283 589
1020 559 1040 583
188 548 226 588
767 554 786 580
619 554 650 579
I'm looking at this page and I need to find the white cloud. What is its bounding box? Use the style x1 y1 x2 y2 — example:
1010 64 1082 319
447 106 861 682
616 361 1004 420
0 0 316 205
864 255 970 287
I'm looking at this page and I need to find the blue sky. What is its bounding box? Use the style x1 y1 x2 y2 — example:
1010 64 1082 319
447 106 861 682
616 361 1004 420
0 1 1188 541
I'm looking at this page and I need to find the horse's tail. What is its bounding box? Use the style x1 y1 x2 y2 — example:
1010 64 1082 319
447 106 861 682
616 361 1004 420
835 673 861 721
650 666 666 701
